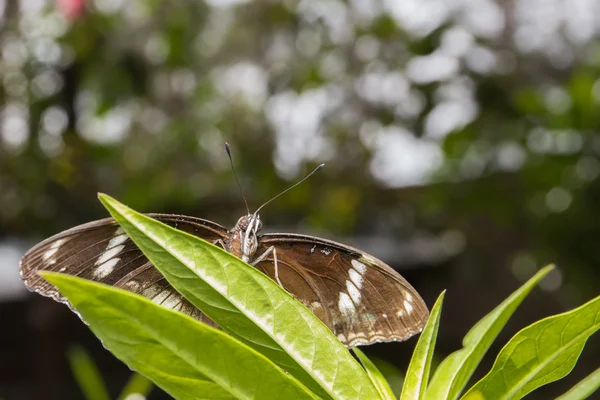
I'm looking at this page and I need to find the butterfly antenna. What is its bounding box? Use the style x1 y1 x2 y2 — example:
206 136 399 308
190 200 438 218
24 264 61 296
254 163 325 215
225 142 250 215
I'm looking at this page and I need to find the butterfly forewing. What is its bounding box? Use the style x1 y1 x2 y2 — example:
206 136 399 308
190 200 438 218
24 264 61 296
19 214 228 322
255 234 429 347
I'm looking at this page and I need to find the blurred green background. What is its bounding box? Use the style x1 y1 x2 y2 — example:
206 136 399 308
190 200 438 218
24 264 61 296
1 0 599 399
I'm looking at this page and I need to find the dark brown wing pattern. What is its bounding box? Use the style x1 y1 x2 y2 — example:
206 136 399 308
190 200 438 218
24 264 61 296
19 214 227 326
255 233 429 347
20 214 428 348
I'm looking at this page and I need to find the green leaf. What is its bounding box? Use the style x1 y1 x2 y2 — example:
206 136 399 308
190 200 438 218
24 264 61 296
425 266 553 400
370 358 405 398
117 373 154 400
98 193 380 400
67 345 111 400
555 367 600 400
464 295 600 400
401 291 445 400
43 272 319 400
353 348 396 400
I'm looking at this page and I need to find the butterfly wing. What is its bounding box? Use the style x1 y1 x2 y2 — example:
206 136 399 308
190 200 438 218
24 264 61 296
255 233 429 347
19 214 227 326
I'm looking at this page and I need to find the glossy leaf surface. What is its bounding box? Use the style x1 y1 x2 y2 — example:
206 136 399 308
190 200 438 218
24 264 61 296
44 272 318 400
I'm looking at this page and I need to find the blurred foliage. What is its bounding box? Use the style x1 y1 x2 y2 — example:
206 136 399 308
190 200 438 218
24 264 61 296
1 0 599 397
68 345 153 400
1 0 599 300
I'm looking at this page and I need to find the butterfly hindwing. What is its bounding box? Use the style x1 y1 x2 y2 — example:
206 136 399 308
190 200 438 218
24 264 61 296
255 233 429 347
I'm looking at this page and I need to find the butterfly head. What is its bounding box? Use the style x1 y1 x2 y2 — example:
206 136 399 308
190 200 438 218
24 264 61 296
233 214 263 262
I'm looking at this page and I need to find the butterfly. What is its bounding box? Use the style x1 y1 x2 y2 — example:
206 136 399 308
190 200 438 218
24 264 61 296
19 150 429 348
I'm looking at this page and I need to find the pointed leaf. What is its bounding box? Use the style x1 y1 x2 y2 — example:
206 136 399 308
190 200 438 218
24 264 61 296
555 367 600 400
98 194 380 400
43 272 319 400
401 291 445 400
425 266 553 400
353 348 396 400
464 295 600 400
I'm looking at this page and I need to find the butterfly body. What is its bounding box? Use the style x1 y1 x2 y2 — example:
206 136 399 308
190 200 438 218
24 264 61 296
225 214 263 262
20 213 428 347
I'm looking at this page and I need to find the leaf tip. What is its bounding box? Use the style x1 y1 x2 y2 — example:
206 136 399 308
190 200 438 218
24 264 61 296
97 194 130 220
38 270 73 288
540 264 555 273
97 193 115 209
430 290 446 310
535 264 556 282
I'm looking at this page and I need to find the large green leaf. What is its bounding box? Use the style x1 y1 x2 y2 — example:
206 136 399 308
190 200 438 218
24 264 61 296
98 194 381 400
401 291 445 400
353 348 396 400
43 272 319 400
464 295 600 400
424 266 553 400
555 367 600 400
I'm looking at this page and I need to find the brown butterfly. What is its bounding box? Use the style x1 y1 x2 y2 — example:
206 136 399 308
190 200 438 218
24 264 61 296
19 147 428 347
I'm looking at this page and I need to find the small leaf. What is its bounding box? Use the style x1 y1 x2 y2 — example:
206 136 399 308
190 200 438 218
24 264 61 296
117 373 153 400
401 291 445 400
425 266 553 400
43 272 319 400
98 193 381 400
67 345 111 400
464 295 600 400
555 367 600 400
353 348 396 400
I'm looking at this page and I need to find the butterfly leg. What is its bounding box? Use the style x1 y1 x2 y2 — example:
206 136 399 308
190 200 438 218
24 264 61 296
212 239 226 249
251 246 284 287
273 248 283 287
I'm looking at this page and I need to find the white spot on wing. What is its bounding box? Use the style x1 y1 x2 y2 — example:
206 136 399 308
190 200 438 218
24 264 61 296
346 280 361 304
397 310 404 317
43 239 64 262
351 259 367 275
107 233 128 249
152 290 171 304
310 245 316 254
349 268 363 289
142 285 160 298
404 300 414 314
93 258 119 279
125 280 140 291
321 248 332 255
95 245 124 266
383 313 388 318
405 292 413 302
162 293 182 310
338 292 356 314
